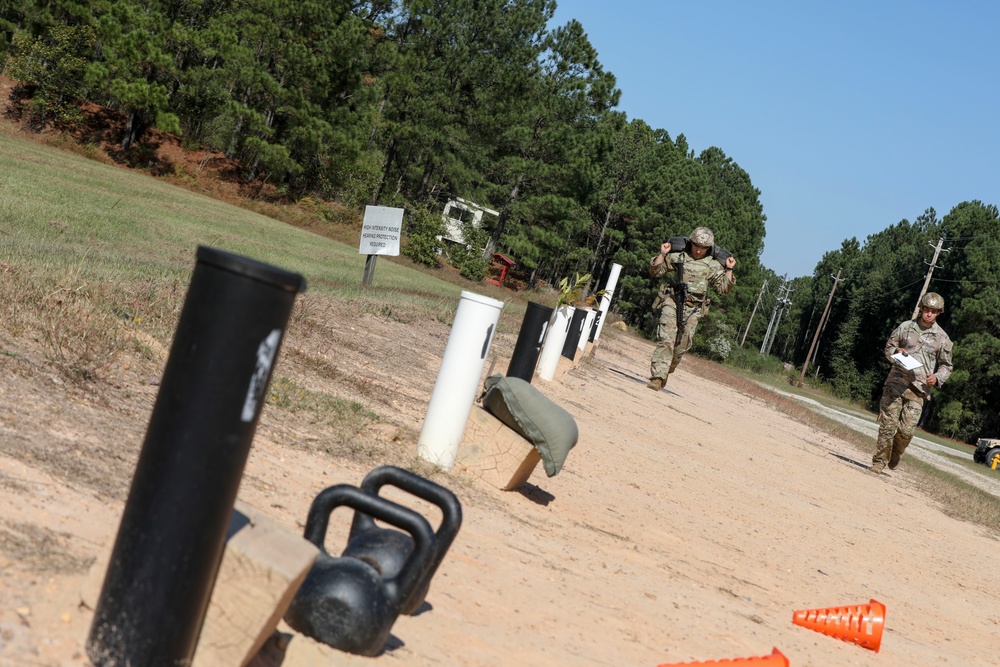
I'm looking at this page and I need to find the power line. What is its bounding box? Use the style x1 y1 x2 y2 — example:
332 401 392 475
878 278 927 296
825 278 922 303
930 278 1000 284
945 233 1000 241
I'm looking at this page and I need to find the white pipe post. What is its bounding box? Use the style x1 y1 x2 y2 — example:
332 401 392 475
536 305 575 381
577 308 597 352
592 263 622 342
418 291 505 469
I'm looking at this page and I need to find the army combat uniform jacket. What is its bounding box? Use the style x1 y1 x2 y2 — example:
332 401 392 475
649 250 735 310
883 318 953 400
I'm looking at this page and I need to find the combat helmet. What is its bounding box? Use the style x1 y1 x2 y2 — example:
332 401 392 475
919 292 945 312
689 226 714 247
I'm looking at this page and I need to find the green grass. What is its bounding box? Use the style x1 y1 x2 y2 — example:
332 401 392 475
266 376 391 459
0 132 462 299
906 456 1000 529
0 131 533 380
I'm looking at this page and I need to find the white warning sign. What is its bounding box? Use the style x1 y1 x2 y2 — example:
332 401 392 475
359 205 404 256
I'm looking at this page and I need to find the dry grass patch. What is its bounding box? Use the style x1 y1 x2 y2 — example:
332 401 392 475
0 259 181 386
907 459 1000 530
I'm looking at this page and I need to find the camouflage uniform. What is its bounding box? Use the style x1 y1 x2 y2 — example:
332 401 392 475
872 318 953 470
648 250 735 381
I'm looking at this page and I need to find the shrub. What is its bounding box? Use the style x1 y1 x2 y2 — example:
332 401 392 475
724 347 788 375
690 313 735 361
452 246 489 281
707 332 733 361
401 206 445 266
3 25 95 129
334 149 384 210
447 217 490 281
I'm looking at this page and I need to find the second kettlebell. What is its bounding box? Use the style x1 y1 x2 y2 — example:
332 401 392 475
341 465 462 615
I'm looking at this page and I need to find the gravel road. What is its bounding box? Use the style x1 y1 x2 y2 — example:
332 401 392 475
774 389 1000 498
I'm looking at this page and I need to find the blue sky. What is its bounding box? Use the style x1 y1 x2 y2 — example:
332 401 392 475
550 1 1000 278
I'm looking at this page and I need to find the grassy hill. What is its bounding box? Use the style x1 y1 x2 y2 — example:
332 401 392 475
1 126 541 384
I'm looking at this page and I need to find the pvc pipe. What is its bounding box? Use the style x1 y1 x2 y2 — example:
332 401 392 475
88 247 305 666
506 301 554 383
578 308 597 351
561 307 589 358
536 305 575 381
418 290 505 469
592 263 622 342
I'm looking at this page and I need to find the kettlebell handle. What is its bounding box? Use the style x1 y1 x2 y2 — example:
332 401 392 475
350 466 463 546
303 484 435 603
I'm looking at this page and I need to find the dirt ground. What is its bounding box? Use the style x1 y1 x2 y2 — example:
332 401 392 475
2 299 1000 667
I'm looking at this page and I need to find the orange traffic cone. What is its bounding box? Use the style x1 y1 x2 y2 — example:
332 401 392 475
657 647 789 666
792 598 886 652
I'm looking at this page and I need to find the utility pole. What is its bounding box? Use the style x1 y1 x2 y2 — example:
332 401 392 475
798 304 817 360
759 275 789 356
809 313 830 371
765 281 792 356
759 282 780 355
911 237 948 319
739 280 768 347
798 268 841 387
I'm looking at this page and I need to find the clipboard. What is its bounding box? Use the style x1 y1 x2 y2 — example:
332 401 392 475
891 351 922 371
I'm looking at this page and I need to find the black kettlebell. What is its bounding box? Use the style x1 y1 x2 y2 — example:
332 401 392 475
284 484 434 656
341 465 463 615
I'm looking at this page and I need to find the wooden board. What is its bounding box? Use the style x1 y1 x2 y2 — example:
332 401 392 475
192 502 319 667
455 405 542 490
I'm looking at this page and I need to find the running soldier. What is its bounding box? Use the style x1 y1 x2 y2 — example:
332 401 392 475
870 292 953 475
647 227 736 391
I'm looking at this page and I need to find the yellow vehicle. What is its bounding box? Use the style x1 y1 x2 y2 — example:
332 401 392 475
973 438 1000 469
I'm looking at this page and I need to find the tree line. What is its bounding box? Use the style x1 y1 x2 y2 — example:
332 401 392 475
790 204 999 442
2 1 996 441
735 203 999 443
0 0 765 298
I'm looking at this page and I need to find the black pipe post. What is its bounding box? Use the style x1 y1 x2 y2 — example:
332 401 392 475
561 308 589 359
588 310 603 343
87 246 306 666
506 301 554 383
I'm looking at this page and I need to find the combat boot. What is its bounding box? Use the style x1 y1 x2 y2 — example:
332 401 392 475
646 377 666 391
888 452 901 470
869 463 885 476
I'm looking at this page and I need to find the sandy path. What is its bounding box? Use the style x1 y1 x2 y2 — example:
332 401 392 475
2 330 999 666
